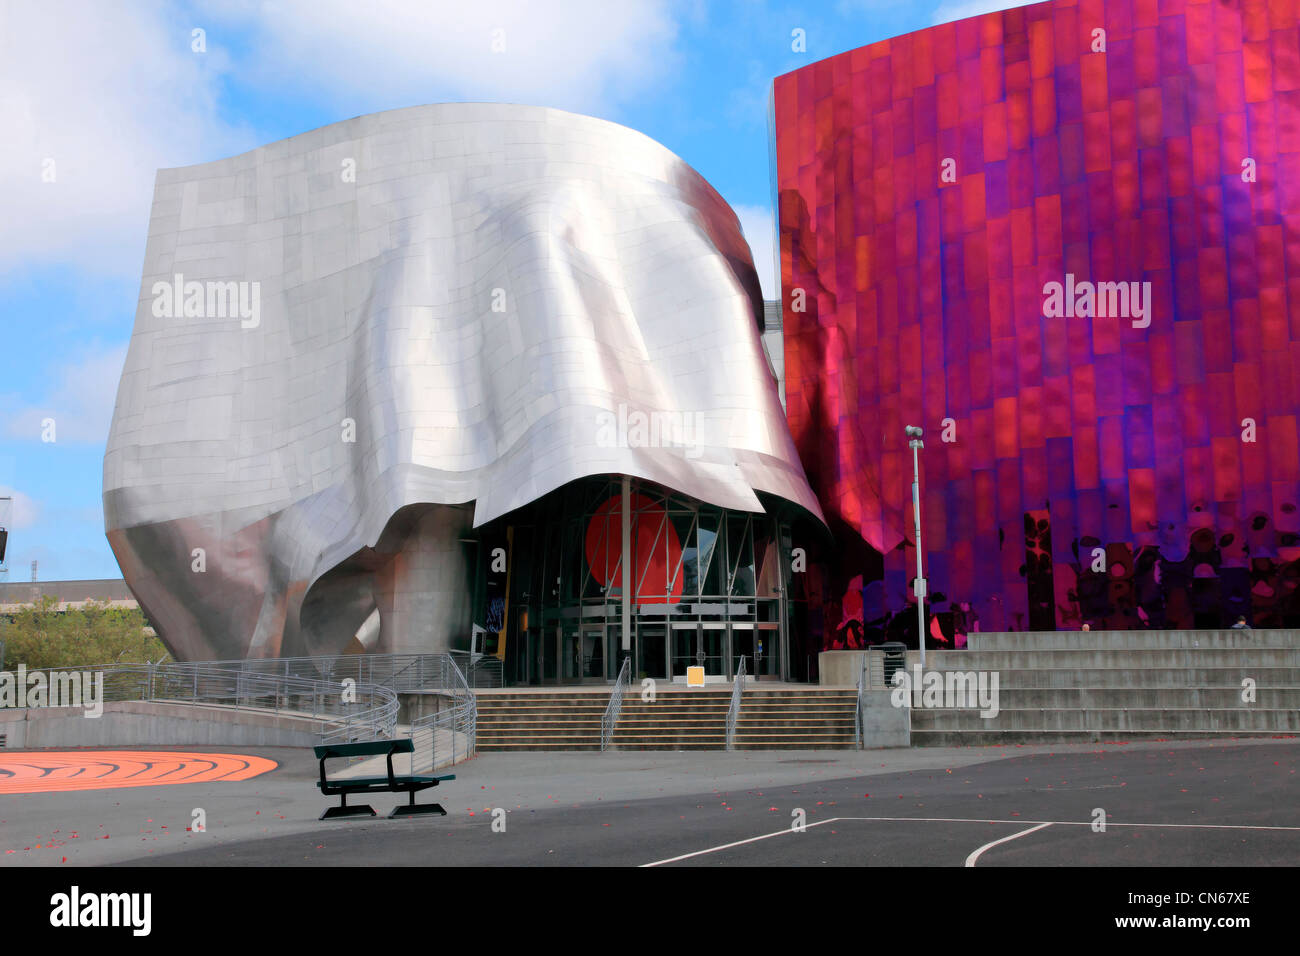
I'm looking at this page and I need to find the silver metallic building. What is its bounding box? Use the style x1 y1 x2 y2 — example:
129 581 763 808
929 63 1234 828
104 103 823 666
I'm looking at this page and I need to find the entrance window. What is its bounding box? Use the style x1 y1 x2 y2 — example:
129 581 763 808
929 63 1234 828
478 477 791 685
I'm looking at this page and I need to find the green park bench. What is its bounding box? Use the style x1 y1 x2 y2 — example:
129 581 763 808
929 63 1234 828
314 738 454 820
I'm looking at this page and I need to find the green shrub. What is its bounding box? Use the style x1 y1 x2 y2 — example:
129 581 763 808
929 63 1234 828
0 596 170 670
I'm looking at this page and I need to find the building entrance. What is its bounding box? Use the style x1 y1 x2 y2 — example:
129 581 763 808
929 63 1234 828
481 477 800 686
670 623 724 678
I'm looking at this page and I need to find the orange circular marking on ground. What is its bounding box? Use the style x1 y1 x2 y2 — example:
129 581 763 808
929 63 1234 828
0 751 277 794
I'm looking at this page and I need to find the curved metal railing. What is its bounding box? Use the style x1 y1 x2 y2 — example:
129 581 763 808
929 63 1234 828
14 652 481 753
409 653 477 770
21 660 401 744
448 650 504 688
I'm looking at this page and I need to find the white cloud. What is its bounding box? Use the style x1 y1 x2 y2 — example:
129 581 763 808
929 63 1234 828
733 204 778 300
198 0 680 118
0 1 681 280
3 343 129 444
0 488 41 530
0 2 255 278
931 0 1041 26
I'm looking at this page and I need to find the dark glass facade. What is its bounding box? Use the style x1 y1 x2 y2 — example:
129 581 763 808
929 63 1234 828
471 476 811 683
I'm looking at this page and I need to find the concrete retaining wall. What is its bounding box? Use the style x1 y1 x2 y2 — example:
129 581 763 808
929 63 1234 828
861 689 910 747
818 650 871 687
0 701 324 749
396 690 462 724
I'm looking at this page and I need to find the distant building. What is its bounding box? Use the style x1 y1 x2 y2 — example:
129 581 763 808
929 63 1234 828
0 578 139 613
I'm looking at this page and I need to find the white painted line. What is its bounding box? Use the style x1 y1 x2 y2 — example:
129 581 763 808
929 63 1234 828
641 815 1300 867
640 818 842 867
965 823 1053 867
830 815 1300 832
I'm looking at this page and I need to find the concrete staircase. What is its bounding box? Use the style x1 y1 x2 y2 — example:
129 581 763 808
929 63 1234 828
612 690 730 749
910 629 1300 745
474 687 860 751
732 689 858 749
476 691 606 751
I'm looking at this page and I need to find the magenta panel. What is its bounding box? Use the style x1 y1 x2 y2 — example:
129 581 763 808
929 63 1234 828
776 0 1300 640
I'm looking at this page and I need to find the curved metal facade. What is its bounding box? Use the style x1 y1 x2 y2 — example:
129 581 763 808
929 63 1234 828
105 103 822 661
775 0 1300 638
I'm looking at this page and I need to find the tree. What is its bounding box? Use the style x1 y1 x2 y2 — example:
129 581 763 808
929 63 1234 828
0 596 170 670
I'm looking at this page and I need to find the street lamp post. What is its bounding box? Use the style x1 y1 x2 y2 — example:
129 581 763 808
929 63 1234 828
905 426 927 668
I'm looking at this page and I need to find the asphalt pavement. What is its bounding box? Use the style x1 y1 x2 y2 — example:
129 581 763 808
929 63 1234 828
3 738 1294 867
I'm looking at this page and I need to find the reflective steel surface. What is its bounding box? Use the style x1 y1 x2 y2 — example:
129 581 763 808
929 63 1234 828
104 103 823 660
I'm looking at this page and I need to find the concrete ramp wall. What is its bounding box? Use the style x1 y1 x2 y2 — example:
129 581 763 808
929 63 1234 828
0 701 325 750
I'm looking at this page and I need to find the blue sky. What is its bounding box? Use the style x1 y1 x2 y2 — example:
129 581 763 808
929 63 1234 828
0 0 1026 583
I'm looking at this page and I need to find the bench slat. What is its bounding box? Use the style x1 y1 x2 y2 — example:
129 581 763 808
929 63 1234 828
313 738 414 759
316 774 454 788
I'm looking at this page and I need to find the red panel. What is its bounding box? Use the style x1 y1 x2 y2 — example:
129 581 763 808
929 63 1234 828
775 0 1300 633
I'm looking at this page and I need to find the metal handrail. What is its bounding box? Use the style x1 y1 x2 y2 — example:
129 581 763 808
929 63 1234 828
448 650 504 688
14 660 400 744
725 655 747 751
55 652 454 688
600 655 632 751
854 655 866 748
410 652 477 770
14 652 481 750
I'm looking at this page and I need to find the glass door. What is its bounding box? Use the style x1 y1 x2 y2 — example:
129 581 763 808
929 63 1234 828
731 625 754 677
637 623 669 681
671 624 725 678
562 625 582 683
520 620 541 685
579 627 605 682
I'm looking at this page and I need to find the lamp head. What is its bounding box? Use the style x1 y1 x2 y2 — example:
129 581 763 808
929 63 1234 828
904 425 924 438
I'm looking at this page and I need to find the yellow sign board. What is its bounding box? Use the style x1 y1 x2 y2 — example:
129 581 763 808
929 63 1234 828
686 666 705 687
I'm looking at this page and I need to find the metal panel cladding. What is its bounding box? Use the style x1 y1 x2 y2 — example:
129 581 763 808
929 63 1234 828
774 0 1300 634
105 103 822 661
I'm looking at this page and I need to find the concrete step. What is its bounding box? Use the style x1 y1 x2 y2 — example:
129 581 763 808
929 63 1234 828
610 736 726 747
737 732 858 739
607 743 728 750
620 704 731 711
734 742 858 749
478 724 604 734
475 690 605 751
968 629 1300 651
892 667 1300 688
735 736 857 744
849 629 1300 744
473 707 603 712
477 687 863 751
919 687 1300 708
477 742 601 751
908 707 1300 733
739 706 861 715
923 648 1300 668
910 728 1296 745
476 700 607 708
737 724 856 733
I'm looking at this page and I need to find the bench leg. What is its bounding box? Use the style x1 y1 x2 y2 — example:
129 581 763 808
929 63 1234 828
388 786 446 818
320 791 377 820
389 802 446 818
321 804 377 820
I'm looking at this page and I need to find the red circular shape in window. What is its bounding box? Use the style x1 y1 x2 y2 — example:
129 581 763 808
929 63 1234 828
584 494 684 604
